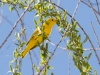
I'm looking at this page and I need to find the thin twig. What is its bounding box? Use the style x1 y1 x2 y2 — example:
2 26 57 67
83 48 100 50
16 1 35 74
37 37 63 75
53 2 100 64
0 10 2 24
37 1 71 74
96 0 99 12
37 1 100 74
68 51 70 75
79 21 100 64
88 0 100 26
68 1 81 74
0 0 34 48
90 22 100 48
48 40 100 51
57 0 60 6
15 8 35 74
32 51 39 64
56 0 60 10
47 40 68 50
15 8 24 29
29 51 34 75
70 0 81 22
1 14 19 31
81 1 100 15
76 19 100 64
15 8 28 44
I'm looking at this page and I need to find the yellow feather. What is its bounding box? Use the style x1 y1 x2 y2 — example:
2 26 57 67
20 18 56 58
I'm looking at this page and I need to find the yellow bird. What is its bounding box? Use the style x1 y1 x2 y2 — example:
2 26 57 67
20 18 56 58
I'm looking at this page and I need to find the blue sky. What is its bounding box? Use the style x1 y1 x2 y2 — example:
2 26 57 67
0 0 100 75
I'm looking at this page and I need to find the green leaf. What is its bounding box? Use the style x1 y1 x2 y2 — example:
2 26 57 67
87 52 92 60
94 70 97 75
48 66 54 69
64 11 67 20
13 49 18 58
82 35 88 44
58 25 63 31
9 64 13 72
14 72 21 75
46 43 48 50
8 5 13 11
20 42 26 47
51 73 54 75
33 64 39 72
15 43 19 46
34 19 38 28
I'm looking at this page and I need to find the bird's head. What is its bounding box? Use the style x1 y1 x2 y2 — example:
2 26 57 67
45 18 56 27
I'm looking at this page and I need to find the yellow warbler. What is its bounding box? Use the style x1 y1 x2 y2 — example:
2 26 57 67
20 18 56 58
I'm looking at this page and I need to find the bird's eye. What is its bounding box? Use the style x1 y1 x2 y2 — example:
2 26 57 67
52 19 53 21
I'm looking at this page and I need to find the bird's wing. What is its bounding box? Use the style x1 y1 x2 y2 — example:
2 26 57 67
26 27 41 45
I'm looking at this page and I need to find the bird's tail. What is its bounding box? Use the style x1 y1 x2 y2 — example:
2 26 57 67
20 48 29 58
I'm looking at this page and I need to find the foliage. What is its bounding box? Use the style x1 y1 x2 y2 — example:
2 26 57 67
0 0 97 75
